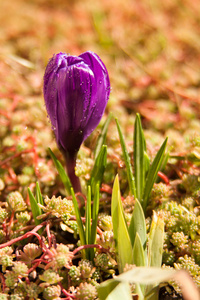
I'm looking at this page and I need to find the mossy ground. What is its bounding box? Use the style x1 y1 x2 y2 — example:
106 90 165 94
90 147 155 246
0 0 200 299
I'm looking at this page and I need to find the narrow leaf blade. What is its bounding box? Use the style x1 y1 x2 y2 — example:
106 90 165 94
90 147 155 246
115 118 136 198
129 199 147 264
143 138 168 211
132 233 146 297
148 212 164 268
49 148 72 195
104 282 132 300
71 188 86 258
97 279 119 300
134 113 145 203
28 188 43 234
132 233 146 267
94 113 112 160
91 183 100 245
89 145 107 196
36 182 44 206
111 175 133 273
85 186 91 245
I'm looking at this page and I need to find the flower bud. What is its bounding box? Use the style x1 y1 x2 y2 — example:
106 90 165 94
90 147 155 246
44 51 110 156
43 51 110 192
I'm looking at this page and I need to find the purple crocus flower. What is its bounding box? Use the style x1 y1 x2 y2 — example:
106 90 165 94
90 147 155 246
44 51 110 192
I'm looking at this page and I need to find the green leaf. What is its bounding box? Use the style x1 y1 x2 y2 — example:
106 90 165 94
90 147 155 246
49 148 72 195
129 198 147 252
160 150 169 172
91 183 100 245
35 182 44 206
85 185 91 245
111 175 124 242
105 282 132 300
134 113 146 203
111 175 133 273
145 286 160 300
97 279 120 300
142 138 168 212
90 183 100 261
144 151 150 176
115 118 136 198
89 145 107 196
132 233 146 267
28 188 43 234
85 185 93 260
132 231 146 297
94 113 112 160
148 212 164 268
71 187 86 258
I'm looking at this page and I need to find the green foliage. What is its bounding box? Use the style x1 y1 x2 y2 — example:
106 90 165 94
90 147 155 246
128 198 147 253
90 183 100 250
148 212 164 268
142 138 168 212
28 183 43 234
50 148 101 260
134 113 146 203
71 187 86 258
49 147 72 195
117 113 168 214
115 118 136 198
111 114 167 298
89 145 107 197
111 175 133 273
111 174 165 299
94 113 112 160
98 281 132 300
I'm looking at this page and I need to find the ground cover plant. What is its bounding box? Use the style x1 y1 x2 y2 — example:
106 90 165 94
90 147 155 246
0 0 200 299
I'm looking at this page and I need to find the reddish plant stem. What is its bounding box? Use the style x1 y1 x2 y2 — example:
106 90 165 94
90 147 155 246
0 222 46 250
64 152 81 193
58 283 76 299
157 171 169 185
28 249 54 274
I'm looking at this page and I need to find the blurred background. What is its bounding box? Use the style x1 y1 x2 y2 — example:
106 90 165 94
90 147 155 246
1 0 200 122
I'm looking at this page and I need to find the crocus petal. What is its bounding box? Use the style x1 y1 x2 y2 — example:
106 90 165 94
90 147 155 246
43 51 110 156
79 51 110 139
56 62 96 153
43 57 59 132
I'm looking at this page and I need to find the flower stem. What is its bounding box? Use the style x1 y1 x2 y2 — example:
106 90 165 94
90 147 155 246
64 152 81 193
